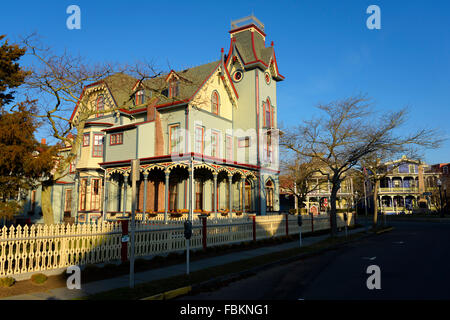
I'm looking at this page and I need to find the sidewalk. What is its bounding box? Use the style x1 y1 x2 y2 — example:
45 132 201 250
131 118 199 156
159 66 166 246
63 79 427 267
2 227 365 300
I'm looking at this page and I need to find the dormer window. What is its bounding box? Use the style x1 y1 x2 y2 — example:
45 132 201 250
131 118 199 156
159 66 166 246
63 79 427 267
169 79 179 98
135 90 145 105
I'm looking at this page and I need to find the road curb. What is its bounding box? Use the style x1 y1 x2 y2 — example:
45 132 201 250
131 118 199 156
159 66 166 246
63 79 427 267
375 227 394 235
141 286 191 300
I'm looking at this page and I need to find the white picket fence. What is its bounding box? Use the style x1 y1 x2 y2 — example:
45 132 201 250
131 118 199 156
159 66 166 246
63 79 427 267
0 213 354 277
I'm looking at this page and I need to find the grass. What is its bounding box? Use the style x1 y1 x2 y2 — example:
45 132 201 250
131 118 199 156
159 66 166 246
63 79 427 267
31 273 48 285
0 277 16 288
85 232 365 300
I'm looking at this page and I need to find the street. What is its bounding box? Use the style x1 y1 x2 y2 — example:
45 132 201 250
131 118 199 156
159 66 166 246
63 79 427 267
180 221 450 300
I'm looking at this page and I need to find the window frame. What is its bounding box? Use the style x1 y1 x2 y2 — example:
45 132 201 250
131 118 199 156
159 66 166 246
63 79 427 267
169 79 179 98
135 89 145 105
92 134 104 158
211 91 220 115
169 124 181 154
238 137 250 148
211 130 220 158
64 189 72 213
263 98 272 128
90 178 102 211
195 126 204 154
96 95 105 116
83 133 90 147
226 135 233 161
79 178 88 211
110 132 123 146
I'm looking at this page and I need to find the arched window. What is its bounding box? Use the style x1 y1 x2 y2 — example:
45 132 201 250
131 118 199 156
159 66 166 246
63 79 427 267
264 98 272 128
96 95 105 114
211 91 219 115
266 180 274 212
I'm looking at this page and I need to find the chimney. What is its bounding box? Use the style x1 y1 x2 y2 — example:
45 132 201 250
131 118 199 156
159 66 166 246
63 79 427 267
41 138 46 145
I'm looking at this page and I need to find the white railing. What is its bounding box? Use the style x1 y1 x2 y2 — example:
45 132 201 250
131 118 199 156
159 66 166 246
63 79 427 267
0 213 354 277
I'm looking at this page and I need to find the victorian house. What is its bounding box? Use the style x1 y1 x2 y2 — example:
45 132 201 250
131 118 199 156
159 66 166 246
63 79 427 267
20 16 284 224
375 156 441 214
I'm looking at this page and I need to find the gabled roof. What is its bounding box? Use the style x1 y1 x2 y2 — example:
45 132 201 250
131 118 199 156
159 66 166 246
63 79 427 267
70 59 238 121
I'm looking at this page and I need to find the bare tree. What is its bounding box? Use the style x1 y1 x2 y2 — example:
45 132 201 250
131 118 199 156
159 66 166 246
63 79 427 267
281 95 443 236
279 155 322 213
21 36 164 224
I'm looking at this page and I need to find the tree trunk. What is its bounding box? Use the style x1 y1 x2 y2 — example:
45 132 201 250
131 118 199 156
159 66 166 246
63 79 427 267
329 182 339 237
41 182 54 225
372 179 380 227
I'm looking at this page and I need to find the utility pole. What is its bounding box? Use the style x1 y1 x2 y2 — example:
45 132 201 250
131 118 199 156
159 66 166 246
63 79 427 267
129 159 139 288
363 175 369 233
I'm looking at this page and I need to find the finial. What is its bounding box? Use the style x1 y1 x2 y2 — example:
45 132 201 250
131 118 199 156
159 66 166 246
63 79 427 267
271 41 274 47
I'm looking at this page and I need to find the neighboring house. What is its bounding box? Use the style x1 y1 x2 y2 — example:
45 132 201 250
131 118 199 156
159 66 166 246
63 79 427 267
374 156 441 214
430 162 449 211
21 15 284 224
279 171 355 214
15 138 77 225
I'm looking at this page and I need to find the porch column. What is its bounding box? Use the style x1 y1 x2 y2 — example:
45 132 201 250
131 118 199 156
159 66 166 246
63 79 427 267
188 167 193 221
213 173 218 218
143 173 148 217
241 177 246 214
228 175 233 212
103 176 110 220
164 170 169 224
123 173 129 217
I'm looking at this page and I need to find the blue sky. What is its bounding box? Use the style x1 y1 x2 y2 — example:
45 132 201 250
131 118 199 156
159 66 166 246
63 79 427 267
1 0 449 164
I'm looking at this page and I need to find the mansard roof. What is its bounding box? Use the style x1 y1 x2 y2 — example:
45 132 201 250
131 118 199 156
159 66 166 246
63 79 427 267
227 24 284 80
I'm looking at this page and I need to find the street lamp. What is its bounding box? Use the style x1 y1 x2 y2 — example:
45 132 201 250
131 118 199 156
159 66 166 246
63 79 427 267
437 179 443 217
444 182 448 215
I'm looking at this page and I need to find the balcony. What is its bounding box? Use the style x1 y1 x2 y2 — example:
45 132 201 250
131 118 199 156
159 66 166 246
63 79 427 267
379 187 438 194
379 187 419 194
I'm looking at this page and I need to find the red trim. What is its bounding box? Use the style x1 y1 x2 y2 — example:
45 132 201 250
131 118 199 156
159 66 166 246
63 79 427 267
244 60 268 68
85 122 114 127
223 66 239 99
229 24 266 38
55 181 74 185
187 62 222 102
98 152 280 174
272 50 285 80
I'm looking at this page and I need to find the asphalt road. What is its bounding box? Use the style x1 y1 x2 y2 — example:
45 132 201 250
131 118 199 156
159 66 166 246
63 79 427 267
180 221 450 300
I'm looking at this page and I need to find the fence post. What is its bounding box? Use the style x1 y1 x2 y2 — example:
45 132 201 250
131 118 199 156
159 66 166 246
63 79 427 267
249 214 256 241
120 219 129 262
285 214 289 236
201 216 207 250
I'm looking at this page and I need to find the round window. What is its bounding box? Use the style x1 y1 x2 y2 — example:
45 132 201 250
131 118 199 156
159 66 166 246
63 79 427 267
265 72 271 84
232 70 243 83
